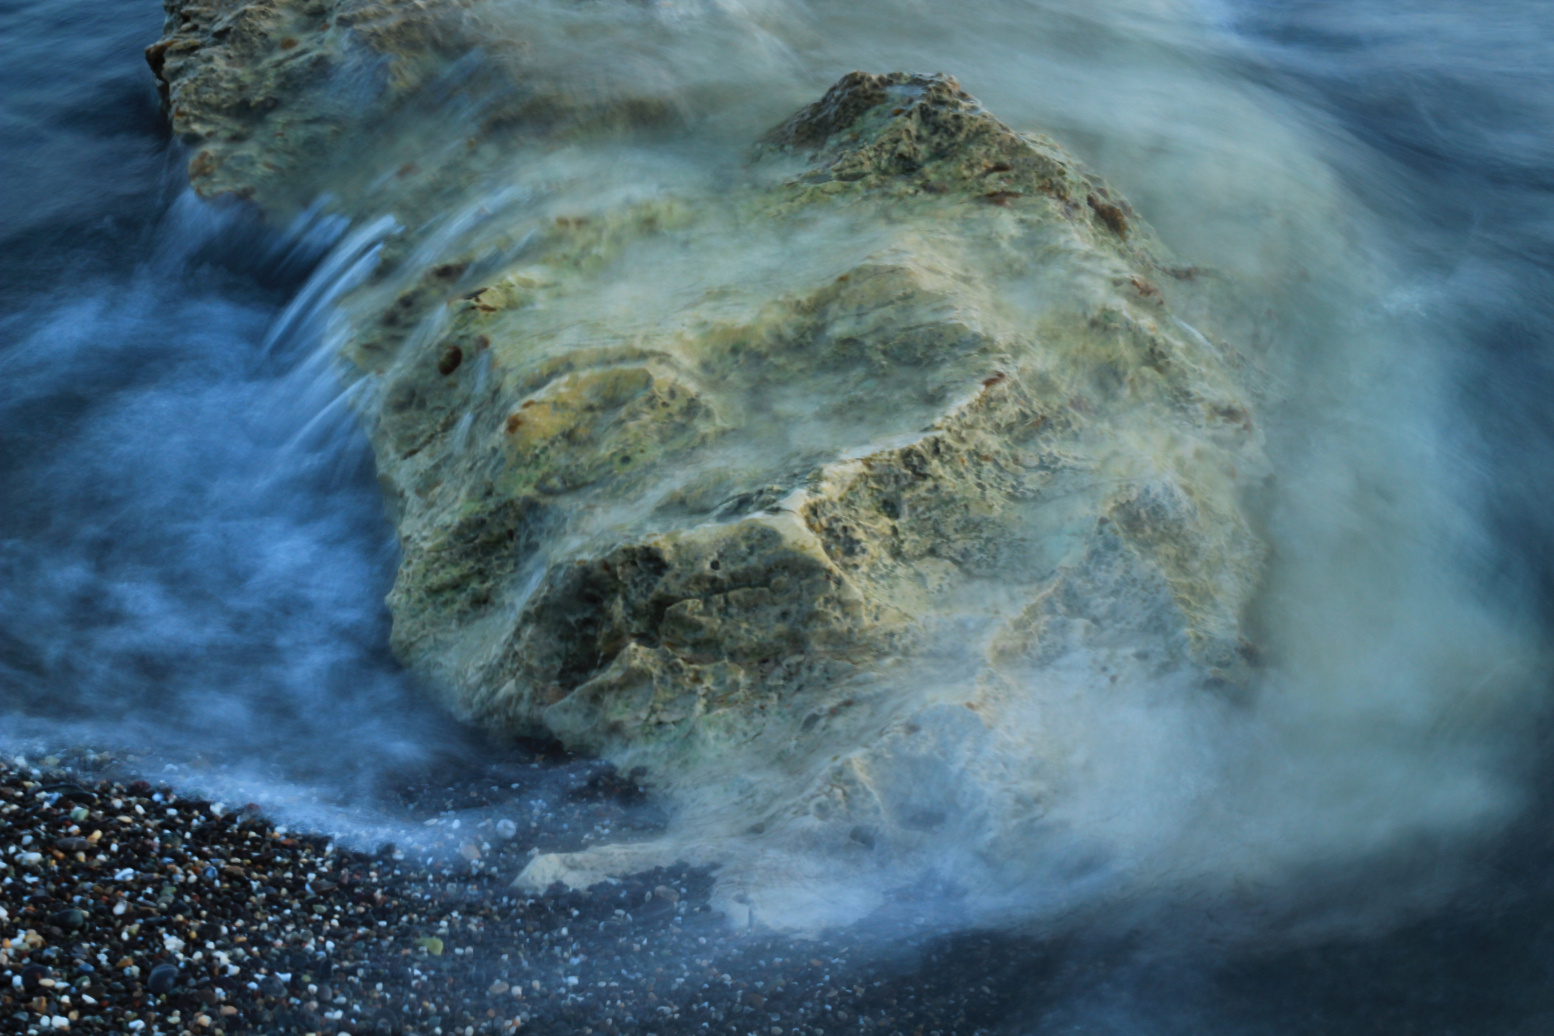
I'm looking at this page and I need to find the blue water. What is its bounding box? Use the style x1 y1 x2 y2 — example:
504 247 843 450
0 0 488 811
1229 0 1554 614
3 0 1554 1030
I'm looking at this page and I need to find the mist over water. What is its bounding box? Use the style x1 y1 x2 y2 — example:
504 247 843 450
3 0 1554 1028
0 0 506 835
3 199 454 820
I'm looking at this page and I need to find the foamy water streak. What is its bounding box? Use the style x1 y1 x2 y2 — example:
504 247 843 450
0 193 489 833
269 0 1550 934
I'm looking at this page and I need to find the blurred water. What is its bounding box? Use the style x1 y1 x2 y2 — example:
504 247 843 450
1226 0 1554 616
2 0 1554 1029
0 0 503 831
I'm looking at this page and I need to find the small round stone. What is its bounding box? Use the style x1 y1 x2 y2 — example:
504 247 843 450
51 908 86 930
147 963 179 995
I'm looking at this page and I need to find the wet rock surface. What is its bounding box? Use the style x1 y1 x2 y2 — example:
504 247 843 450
146 0 678 221
148 3 1272 922
349 71 1270 914
0 754 1030 1035
146 0 464 214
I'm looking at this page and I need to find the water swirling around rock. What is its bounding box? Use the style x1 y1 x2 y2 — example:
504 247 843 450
5 0 1554 1031
140 0 1547 928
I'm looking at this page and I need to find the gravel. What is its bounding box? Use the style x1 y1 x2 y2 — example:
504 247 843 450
0 754 1026 1036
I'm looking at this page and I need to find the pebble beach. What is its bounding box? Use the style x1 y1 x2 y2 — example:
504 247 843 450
0 754 1021 1036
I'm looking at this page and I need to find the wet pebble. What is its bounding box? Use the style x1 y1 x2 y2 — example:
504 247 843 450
147 963 179 994
1 753 1012 1036
49 908 84 930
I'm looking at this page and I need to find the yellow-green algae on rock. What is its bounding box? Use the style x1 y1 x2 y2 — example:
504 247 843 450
487 75 1265 921
152 0 1272 923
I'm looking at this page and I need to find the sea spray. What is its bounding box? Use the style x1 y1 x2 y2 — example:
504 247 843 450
127 0 1554 939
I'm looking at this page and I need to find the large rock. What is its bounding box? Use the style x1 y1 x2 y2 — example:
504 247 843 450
153 3 1269 922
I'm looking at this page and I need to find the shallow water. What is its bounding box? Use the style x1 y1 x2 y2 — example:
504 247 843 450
0 0 511 837
3 0 1554 1030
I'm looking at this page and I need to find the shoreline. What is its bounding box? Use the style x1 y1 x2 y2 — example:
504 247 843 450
0 754 1013 1035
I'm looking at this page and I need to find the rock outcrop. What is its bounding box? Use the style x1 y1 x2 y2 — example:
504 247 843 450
151 2 1270 922
146 0 676 220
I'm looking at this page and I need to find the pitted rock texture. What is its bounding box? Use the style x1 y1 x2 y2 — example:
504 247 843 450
354 73 1269 909
147 0 675 219
155 34 1271 919
147 0 457 212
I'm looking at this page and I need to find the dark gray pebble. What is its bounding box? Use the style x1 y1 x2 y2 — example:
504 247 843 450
21 964 49 991
52 907 86 929
41 782 95 803
147 963 179 994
